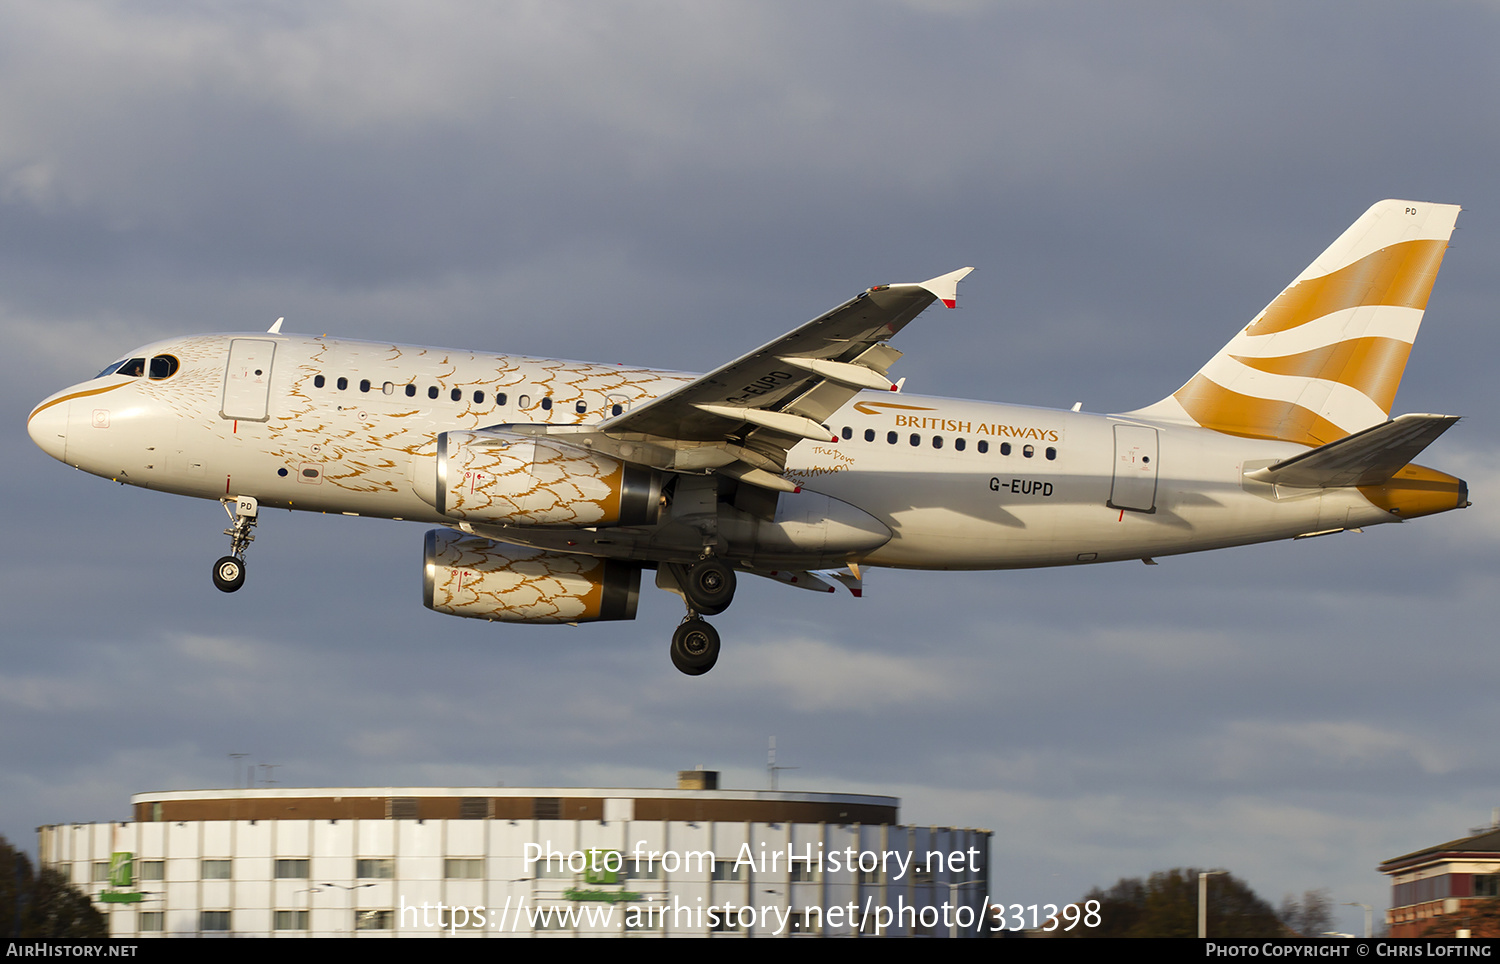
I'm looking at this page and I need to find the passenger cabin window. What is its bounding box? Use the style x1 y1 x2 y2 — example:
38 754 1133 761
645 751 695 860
541 397 552 411
476 391 485 404
314 375 325 388
864 429 875 442
148 355 179 380
382 381 394 395
887 431 897 444
496 392 508 406
955 438 966 451
611 404 622 416
428 386 439 399
405 384 416 397
978 440 989 454
451 388 461 401
337 377 348 391
932 435 943 449
842 427 853 440
999 442 1011 456
1046 446 1057 460
1023 444 1034 458
519 394 531 409
575 400 587 414
359 379 371 393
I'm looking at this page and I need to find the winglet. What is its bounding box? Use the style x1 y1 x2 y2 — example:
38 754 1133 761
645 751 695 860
918 267 975 309
268 316 284 333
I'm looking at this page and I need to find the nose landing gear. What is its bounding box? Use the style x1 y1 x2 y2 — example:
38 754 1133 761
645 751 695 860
213 496 259 594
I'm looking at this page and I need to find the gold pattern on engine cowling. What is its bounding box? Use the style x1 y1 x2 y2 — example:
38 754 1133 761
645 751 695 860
420 430 661 528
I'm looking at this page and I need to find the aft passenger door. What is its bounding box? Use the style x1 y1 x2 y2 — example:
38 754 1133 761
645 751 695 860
1108 424 1158 513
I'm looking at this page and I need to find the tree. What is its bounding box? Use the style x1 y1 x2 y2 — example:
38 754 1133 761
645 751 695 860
0 835 107 938
1061 867 1284 938
1279 888 1334 937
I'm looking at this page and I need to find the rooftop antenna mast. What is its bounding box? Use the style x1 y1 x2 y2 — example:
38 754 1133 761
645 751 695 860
767 736 798 790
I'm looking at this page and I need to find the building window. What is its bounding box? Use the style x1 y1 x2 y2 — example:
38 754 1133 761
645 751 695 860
92 861 110 882
355 910 393 930
274 910 309 930
445 858 483 879
275 859 309 879
627 857 661 880
388 797 418 820
141 860 164 881
788 910 818 934
201 859 231 880
200 911 231 931
1476 874 1500 898
459 798 488 819
789 859 817 883
711 858 743 881
356 858 394 879
138 912 163 932
533 797 561 819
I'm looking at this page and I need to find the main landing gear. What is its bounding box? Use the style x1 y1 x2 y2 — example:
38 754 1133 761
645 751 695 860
213 496 259 594
665 559 736 676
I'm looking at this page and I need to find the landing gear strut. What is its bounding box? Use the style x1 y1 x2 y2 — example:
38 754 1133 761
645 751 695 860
660 558 736 675
213 496 259 594
670 617 720 676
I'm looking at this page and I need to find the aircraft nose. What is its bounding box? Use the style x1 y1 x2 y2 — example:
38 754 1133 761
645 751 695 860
27 394 69 462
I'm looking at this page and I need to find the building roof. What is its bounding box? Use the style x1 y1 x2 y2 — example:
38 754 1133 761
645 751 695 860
119 786 905 826
1379 825 1500 874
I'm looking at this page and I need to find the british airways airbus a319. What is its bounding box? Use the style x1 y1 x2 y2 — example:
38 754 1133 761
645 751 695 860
28 200 1469 674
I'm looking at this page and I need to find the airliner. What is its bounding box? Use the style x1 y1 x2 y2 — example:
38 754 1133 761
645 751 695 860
27 200 1469 674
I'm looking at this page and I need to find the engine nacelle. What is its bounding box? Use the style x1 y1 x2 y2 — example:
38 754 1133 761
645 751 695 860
412 430 662 527
423 529 641 623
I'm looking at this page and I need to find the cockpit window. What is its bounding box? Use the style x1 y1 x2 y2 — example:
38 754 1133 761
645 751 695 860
100 357 146 378
148 355 179 380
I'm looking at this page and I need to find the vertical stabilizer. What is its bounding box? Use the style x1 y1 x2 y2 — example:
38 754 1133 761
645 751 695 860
1130 200 1460 445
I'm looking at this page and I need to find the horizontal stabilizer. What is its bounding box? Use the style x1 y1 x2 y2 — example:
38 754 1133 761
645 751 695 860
1244 413 1460 488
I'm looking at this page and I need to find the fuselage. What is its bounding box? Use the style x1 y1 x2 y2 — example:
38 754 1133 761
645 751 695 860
29 331 1454 573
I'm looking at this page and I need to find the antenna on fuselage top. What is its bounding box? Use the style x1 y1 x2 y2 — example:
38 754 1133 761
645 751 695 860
267 317 284 333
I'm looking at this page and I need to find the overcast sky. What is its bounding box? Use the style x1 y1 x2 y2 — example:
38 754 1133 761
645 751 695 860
4 1 1498 936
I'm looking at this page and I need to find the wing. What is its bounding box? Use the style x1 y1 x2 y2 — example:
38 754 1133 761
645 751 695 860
592 267 973 483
